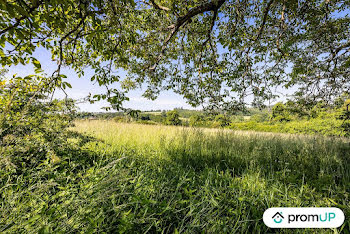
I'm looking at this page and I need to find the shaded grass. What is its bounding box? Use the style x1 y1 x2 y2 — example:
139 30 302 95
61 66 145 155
1 120 349 233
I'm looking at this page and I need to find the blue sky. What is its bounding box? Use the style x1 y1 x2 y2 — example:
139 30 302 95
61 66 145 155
5 46 293 112
5 47 197 112
3 4 349 112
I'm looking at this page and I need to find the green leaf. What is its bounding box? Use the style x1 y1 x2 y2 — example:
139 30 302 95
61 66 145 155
64 82 72 88
32 58 41 69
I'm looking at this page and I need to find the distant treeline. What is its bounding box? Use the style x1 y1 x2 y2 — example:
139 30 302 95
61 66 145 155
76 97 350 137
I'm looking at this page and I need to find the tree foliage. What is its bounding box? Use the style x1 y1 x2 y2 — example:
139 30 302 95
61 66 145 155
1 0 350 110
165 110 182 125
213 114 230 127
271 102 291 122
189 114 206 127
337 99 350 136
0 70 76 172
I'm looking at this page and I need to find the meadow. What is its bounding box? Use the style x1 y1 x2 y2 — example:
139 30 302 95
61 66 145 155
1 120 349 233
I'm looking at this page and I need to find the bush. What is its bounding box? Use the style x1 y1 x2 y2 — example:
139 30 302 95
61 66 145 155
140 115 151 121
189 114 205 127
136 120 157 125
229 116 344 137
337 99 350 136
165 110 182 126
212 114 230 128
271 102 291 122
149 114 166 123
113 115 133 123
250 113 269 123
0 75 76 172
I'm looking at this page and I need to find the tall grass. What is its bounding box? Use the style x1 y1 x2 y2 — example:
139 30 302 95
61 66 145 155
1 120 349 233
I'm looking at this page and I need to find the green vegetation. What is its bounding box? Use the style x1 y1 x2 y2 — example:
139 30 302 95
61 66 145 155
164 110 182 126
230 98 350 137
2 1 350 110
0 75 75 172
338 99 350 136
87 97 350 137
1 121 349 233
1 1 350 233
1 76 349 232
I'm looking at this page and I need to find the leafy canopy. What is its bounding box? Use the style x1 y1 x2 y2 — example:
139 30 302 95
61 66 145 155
1 0 350 111
0 69 76 172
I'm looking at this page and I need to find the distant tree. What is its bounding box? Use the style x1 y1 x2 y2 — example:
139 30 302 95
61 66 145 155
161 110 167 117
285 100 308 118
165 110 182 126
189 114 205 127
141 115 151 121
310 101 327 118
271 103 291 122
213 114 230 127
334 93 350 108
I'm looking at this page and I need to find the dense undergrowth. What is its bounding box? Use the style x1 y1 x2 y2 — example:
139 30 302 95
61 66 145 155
2 120 349 233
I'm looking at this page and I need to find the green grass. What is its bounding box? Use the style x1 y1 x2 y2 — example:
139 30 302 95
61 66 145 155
229 118 345 137
1 120 349 233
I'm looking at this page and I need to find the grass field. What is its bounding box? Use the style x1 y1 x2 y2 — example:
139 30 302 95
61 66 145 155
1 120 349 233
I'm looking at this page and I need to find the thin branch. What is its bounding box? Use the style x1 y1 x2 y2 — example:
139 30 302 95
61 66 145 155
256 0 275 41
144 0 170 11
334 40 350 56
203 9 218 48
276 1 285 54
246 0 274 54
198 9 219 75
150 0 226 71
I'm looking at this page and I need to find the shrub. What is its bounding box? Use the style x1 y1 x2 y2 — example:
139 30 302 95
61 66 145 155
140 115 151 121
271 102 291 122
113 115 132 123
310 101 327 118
189 114 205 127
212 114 230 128
250 113 269 123
337 99 350 136
165 110 182 126
149 114 166 123
136 120 157 125
0 75 76 172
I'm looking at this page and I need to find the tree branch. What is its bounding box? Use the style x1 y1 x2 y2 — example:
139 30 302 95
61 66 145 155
334 40 350 56
148 0 170 11
150 0 226 71
256 0 275 40
0 1 43 36
276 1 285 54
199 9 219 68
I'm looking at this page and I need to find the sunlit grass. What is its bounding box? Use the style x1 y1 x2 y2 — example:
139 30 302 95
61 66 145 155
1 120 349 233
72 120 350 232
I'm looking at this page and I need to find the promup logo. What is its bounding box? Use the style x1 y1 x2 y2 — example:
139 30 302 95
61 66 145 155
272 212 284 223
263 208 345 228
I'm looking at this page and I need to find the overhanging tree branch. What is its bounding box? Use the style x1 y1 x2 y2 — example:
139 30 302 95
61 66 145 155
256 0 275 41
148 0 170 11
150 0 226 71
0 1 43 36
334 40 350 56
